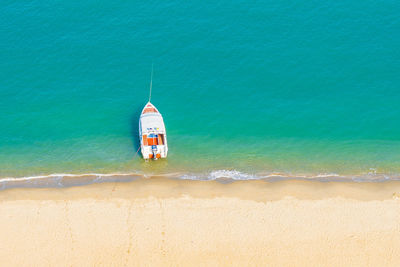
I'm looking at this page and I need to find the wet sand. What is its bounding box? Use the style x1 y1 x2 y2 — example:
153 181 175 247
0 178 400 266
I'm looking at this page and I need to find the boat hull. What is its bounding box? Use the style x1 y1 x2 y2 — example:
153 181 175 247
138 102 168 160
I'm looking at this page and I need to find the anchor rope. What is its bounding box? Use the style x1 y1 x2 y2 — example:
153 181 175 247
132 146 141 160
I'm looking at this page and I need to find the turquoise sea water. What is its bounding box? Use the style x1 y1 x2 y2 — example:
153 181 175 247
1 1 399 180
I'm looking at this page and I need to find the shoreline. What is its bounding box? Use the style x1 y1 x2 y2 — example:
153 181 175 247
0 170 399 191
1 178 400 266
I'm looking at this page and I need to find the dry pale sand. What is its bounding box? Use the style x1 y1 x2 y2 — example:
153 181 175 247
0 178 400 266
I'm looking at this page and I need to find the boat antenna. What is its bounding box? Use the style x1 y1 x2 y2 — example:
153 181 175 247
148 63 153 103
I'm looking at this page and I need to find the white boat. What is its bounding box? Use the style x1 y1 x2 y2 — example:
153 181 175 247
139 102 168 160
138 66 168 160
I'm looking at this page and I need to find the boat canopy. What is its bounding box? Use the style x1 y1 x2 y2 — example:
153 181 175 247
140 113 166 134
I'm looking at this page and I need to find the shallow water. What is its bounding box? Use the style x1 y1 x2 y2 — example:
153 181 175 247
1 0 399 181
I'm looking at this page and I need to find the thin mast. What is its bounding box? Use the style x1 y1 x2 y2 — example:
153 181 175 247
149 63 153 102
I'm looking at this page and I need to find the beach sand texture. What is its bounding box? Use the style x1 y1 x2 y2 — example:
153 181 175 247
0 178 400 266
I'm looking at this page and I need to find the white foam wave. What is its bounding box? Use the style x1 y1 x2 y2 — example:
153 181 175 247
209 170 259 180
179 170 343 181
179 170 259 181
179 170 399 182
0 172 142 183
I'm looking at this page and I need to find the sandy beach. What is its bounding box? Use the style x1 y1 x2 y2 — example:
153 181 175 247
0 178 400 266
